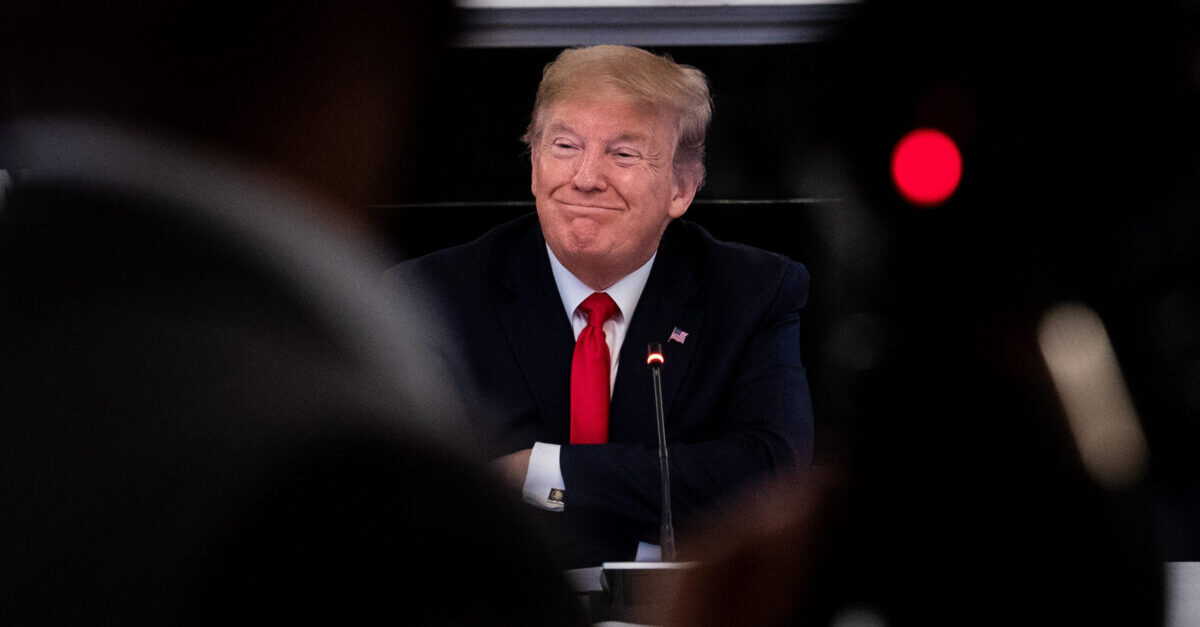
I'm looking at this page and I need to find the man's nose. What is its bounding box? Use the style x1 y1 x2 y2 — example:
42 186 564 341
571 148 607 191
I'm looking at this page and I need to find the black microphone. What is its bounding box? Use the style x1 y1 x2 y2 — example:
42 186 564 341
646 342 675 561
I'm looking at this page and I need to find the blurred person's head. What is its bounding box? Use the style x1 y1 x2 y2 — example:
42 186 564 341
0 0 451 220
523 45 711 289
0 3 598 623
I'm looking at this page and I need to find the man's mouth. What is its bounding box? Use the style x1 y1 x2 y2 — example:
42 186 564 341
555 199 621 212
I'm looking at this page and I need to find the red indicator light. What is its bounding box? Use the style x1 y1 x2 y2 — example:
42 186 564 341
647 353 664 365
891 128 962 207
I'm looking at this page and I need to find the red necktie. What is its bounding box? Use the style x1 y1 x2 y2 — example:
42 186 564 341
570 292 620 444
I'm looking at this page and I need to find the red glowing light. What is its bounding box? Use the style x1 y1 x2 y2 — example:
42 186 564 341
890 128 962 207
647 353 664 365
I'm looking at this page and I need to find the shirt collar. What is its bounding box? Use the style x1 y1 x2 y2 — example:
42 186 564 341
546 244 655 323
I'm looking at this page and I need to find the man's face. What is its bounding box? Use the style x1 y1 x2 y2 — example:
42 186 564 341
531 92 697 287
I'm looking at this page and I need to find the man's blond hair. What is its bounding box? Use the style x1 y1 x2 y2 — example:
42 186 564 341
522 45 713 187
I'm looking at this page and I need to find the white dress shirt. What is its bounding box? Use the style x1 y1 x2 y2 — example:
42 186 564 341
521 245 655 513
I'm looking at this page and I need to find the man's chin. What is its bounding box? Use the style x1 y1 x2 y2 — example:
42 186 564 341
560 242 613 264
556 224 610 254
556 239 621 269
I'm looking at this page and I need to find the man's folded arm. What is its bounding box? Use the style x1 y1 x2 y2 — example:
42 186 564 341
558 263 813 529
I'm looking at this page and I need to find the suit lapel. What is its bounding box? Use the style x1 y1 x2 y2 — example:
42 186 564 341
610 222 703 441
495 224 576 443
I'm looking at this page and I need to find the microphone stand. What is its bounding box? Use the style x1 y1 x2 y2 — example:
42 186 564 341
646 343 675 561
595 344 691 622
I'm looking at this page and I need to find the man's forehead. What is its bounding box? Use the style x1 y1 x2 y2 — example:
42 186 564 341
543 97 675 142
546 120 651 142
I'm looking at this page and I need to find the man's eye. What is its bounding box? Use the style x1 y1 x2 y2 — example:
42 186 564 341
552 141 577 150
614 151 639 160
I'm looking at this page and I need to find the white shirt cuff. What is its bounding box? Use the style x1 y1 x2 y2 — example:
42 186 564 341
522 442 566 512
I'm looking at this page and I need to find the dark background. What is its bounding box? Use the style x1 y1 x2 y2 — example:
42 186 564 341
376 2 1200 565
2 0 1188 621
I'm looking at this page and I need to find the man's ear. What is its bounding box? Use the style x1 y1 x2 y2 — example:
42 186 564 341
669 168 700 219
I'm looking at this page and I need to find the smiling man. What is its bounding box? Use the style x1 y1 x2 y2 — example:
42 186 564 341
386 45 814 568
533 88 694 290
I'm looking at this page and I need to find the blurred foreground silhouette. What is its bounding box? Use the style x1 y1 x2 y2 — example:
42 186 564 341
0 2 586 623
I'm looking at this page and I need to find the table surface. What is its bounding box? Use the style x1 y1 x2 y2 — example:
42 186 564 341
569 562 1200 626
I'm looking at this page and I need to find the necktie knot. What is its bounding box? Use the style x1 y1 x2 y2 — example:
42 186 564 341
579 292 619 329
571 291 618 444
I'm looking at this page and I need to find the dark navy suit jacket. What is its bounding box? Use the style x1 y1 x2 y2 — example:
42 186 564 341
386 213 814 567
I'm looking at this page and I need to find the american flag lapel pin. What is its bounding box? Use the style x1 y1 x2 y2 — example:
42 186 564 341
669 326 688 344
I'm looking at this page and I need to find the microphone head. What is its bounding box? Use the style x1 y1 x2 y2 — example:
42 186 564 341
646 342 664 368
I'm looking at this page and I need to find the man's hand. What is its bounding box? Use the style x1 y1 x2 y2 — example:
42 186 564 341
491 448 532 492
